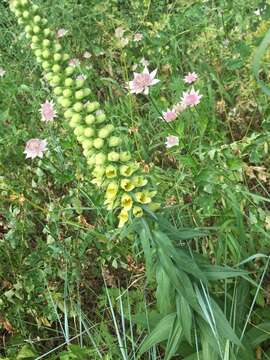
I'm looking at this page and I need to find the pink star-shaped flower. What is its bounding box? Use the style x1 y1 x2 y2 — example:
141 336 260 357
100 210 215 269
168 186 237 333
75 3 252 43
181 88 202 107
39 100 57 122
183 72 198 84
128 67 160 95
24 139 47 159
162 108 177 122
165 135 179 148
134 33 143 42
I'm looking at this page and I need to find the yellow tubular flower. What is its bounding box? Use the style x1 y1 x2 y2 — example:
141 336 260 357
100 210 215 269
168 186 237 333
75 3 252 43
120 179 135 192
133 206 143 218
121 193 133 211
135 191 157 204
118 209 129 228
105 165 117 178
105 182 118 200
132 175 148 187
120 163 139 177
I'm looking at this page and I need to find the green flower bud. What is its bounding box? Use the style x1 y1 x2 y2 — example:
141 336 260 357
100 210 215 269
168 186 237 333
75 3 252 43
30 43 39 50
42 39 51 47
63 88 73 98
63 54 69 61
52 64 61 73
57 96 65 105
60 98 72 108
93 138 104 149
84 127 95 137
82 139 93 150
120 151 131 162
22 10 30 19
75 90 85 100
31 35 39 43
109 136 122 147
32 4 39 12
46 72 54 81
95 153 106 165
75 79 85 88
21 0 29 5
18 18 24 26
77 135 86 142
53 86 63 96
71 113 82 124
54 43 62 52
33 15 41 24
108 152 120 162
83 88 91 97
42 49 50 59
51 75 61 86
73 102 83 112
34 49 42 58
53 53 62 62
96 110 106 123
64 109 74 119
74 126 85 136
65 66 75 76
33 26 41 34
44 29 52 37
42 61 50 70
98 127 110 139
64 78 74 87
25 25 32 34
86 101 100 113
85 114 95 125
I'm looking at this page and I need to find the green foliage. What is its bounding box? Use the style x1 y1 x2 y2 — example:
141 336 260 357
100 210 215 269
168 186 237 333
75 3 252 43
1 0 270 359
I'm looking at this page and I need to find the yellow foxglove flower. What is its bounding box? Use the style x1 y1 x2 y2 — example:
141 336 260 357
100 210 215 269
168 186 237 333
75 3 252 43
105 165 117 178
104 198 115 210
118 209 129 228
132 175 148 187
120 179 135 192
121 193 133 210
120 163 139 177
135 191 152 204
92 166 105 178
105 182 118 200
133 206 143 218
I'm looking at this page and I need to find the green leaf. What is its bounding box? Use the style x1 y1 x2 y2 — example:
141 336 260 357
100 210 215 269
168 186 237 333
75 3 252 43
176 294 192 344
252 27 270 96
165 316 183 360
16 345 36 359
138 313 176 356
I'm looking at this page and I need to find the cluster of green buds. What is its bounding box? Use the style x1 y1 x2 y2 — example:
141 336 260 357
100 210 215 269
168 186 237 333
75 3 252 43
10 0 158 227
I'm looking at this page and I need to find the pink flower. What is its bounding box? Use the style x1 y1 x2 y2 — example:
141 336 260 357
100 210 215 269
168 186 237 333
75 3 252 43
115 27 125 38
162 108 177 122
76 74 87 81
68 58 80 67
57 28 68 38
173 102 186 113
83 51 91 59
0 68 6 77
39 100 57 122
128 67 160 95
165 135 179 148
134 33 143 42
184 72 198 84
24 139 47 159
181 88 202 107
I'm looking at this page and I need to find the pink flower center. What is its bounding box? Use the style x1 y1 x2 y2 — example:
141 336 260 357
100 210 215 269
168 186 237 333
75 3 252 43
186 94 198 105
164 111 177 121
134 73 151 89
28 141 41 151
42 103 53 119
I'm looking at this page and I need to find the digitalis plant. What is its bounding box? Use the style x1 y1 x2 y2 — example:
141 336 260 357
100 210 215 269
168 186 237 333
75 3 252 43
9 0 157 228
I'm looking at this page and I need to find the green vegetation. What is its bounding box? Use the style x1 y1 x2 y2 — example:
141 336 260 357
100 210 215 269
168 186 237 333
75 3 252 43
0 0 270 359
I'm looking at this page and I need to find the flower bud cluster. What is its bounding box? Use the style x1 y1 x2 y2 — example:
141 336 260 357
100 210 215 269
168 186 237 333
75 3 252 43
10 0 158 227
